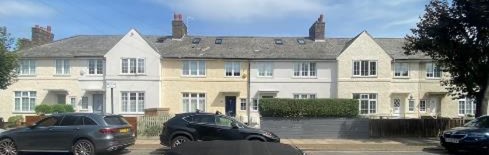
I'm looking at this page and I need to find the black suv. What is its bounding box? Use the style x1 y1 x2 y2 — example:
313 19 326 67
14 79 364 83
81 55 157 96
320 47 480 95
160 112 280 147
440 116 489 153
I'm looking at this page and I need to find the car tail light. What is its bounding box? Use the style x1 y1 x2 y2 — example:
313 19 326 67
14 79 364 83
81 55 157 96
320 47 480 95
99 128 118 134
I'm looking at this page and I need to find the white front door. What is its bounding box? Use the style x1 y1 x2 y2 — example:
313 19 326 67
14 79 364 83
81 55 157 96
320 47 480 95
428 99 438 114
393 98 401 116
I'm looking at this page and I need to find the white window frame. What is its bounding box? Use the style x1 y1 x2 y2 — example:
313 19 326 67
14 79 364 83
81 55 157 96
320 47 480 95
353 60 377 77
257 62 273 77
121 92 145 113
354 93 377 114
225 61 241 77
182 60 206 77
55 59 70 75
408 100 415 112
419 100 427 112
252 99 259 111
13 91 36 112
394 63 409 78
81 96 89 110
426 63 441 79
88 59 104 75
182 93 206 112
240 98 247 111
69 96 76 109
18 59 36 75
458 98 476 116
293 62 316 78
121 58 145 74
293 93 317 99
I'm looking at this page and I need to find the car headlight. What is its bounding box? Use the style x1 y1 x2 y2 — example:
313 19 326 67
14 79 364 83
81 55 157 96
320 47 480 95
467 133 489 138
262 132 274 138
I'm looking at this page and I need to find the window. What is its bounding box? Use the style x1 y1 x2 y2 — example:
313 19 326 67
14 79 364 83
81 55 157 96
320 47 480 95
55 59 70 75
394 63 409 77
82 117 97 125
353 60 377 77
240 98 246 111
14 91 36 112
81 96 88 110
215 38 223 44
121 92 145 113
60 115 82 126
89 59 103 75
293 94 316 99
353 93 377 114
37 117 59 127
193 115 215 124
18 60 36 75
252 99 258 111
459 98 476 115
426 63 441 78
419 100 426 112
104 116 129 125
183 60 206 76
257 62 273 77
182 93 206 112
408 100 415 112
121 58 144 74
297 39 305 45
225 62 241 77
293 62 316 77
216 116 233 127
70 97 76 108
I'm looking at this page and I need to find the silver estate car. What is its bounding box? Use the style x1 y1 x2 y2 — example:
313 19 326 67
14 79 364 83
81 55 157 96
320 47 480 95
0 113 135 155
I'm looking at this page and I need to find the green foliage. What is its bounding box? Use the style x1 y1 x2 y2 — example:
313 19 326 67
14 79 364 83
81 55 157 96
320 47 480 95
404 0 489 116
35 104 53 115
0 29 19 90
142 126 162 137
35 104 74 115
7 115 23 123
259 98 359 118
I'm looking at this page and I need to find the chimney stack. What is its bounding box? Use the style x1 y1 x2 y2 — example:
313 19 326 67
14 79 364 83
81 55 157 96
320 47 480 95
172 13 187 39
309 14 325 41
32 25 54 46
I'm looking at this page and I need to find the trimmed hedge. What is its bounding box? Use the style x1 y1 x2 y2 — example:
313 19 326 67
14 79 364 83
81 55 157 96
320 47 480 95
259 98 358 118
35 104 74 115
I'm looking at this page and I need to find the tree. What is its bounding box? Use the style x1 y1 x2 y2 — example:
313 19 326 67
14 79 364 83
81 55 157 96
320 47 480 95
0 29 18 89
404 0 489 117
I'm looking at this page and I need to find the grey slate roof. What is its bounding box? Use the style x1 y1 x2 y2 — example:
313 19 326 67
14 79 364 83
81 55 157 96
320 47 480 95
17 34 432 60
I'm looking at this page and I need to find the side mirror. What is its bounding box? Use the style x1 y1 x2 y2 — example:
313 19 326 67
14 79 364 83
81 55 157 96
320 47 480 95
231 122 239 129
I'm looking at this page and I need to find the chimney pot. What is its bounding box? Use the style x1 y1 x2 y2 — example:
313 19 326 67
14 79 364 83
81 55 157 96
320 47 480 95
47 26 51 32
319 14 324 22
35 25 39 28
178 14 182 21
174 13 178 20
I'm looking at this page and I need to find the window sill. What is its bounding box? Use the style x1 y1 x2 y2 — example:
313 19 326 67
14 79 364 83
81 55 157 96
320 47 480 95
53 74 71 77
393 76 410 79
352 76 378 78
291 76 318 79
86 74 103 76
257 76 273 78
18 75 36 77
12 111 35 114
224 76 242 78
119 74 147 76
181 75 207 78
425 77 441 80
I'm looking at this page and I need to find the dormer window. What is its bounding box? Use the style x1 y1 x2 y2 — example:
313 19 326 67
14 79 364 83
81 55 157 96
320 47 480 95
215 38 223 44
297 39 305 45
274 39 283 45
192 38 201 44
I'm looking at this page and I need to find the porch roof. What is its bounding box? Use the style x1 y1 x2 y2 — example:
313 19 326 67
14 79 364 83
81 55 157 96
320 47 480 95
44 89 68 93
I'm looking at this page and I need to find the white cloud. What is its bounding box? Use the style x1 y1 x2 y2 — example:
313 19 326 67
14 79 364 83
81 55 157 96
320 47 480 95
384 17 420 29
151 0 325 23
0 0 55 18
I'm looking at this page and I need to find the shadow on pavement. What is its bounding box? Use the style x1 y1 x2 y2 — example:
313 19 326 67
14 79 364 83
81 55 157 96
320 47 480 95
422 147 487 155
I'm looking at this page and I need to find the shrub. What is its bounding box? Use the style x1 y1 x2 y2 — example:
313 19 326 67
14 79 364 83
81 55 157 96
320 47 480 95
8 115 24 123
35 104 53 115
259 98 359 118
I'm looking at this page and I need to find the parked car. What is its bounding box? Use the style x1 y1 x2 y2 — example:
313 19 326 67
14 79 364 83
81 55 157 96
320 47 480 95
0 113 135 155
166 140 305 155
160 112 280 147
440 115 489 153
0 129 4 134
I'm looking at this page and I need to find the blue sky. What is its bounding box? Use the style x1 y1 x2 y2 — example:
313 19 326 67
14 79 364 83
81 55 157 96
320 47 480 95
0 0 429 40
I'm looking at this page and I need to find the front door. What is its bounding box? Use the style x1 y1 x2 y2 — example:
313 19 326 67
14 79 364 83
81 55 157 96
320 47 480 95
92 94 104 113
57 94 66 104
428 98 438 114
393 98 401 116
225 96 236 117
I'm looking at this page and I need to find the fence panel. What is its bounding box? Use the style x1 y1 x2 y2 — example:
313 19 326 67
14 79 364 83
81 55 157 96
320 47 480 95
137 115 174 137
369 118 472 138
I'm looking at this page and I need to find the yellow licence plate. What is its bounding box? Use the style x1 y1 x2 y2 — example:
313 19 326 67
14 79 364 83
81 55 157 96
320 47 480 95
119 128 130 133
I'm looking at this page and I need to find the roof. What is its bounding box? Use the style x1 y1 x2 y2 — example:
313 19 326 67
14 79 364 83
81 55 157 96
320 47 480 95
154 36 350 60
16 34 431 60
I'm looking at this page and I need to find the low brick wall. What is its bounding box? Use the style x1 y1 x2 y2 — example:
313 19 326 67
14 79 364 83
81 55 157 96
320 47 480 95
261 117 370 139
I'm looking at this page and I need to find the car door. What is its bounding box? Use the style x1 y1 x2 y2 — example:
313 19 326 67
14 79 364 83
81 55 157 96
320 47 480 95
16 116 61 151
189 115 218 141
215 116 242 140
50 115 83 150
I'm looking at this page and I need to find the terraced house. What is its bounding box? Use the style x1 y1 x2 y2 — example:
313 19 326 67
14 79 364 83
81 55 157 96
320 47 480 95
0 14 481 120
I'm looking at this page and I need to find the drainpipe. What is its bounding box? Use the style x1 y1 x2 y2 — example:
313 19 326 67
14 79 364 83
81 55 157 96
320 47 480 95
247 59 252 125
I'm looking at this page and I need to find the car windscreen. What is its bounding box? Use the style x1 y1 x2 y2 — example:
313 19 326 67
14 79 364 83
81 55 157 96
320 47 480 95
464 117 489 128
104 116 129 126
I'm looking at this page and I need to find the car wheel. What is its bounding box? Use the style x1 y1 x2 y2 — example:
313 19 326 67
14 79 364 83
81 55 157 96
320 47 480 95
171 136 190 148
73 139 95 155
0 138 18 155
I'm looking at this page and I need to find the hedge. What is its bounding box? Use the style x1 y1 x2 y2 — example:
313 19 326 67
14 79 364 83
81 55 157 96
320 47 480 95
35 104 75 115
259 98 358 118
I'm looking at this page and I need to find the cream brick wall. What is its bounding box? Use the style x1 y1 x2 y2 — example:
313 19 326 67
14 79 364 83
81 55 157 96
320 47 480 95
161 59 248 115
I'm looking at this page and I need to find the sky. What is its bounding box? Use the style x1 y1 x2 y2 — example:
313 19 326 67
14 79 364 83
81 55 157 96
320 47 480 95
0 0 429 40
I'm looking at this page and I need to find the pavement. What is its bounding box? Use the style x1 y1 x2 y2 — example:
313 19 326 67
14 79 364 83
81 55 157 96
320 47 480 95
135 137 442 151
